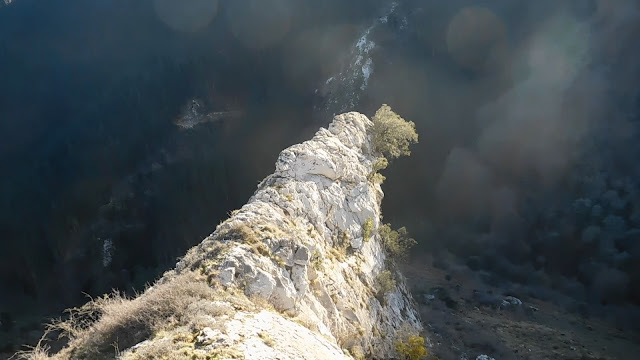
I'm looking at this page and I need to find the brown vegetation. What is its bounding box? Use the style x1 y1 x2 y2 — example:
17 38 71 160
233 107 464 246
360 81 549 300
15 271 261 360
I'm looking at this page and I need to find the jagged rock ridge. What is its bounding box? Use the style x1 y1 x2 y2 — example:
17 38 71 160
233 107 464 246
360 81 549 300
167 111 421 359
27 112 421 360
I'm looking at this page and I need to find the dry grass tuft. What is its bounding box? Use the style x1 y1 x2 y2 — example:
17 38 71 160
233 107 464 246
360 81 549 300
13 345 53 360
15 272 230 360
16 219 289 359
258 331 275 347
218 223 260 244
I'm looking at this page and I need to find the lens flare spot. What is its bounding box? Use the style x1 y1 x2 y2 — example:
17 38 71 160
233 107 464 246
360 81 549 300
526 14 590 89
446 6 508 72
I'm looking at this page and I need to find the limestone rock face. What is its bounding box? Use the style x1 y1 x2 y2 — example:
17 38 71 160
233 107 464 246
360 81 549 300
125 112 421 359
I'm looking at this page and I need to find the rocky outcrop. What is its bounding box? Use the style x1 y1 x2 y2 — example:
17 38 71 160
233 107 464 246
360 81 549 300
25 111 421 360
129 112 421 359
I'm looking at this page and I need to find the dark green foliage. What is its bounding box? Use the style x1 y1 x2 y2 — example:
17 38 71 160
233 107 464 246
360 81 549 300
379 224 416 260
371 104 418 159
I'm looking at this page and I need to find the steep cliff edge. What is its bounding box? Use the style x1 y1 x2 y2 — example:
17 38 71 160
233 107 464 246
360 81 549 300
24 111 421 360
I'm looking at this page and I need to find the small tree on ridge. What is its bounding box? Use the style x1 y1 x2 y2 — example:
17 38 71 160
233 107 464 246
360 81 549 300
371 104 418 159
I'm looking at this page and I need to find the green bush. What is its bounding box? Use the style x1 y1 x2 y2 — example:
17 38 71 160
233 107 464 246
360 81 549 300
371 157 388 172
371 104 418 159
395 335 428 360
368 157 388 184
370 172 386 184
362 217 374 241
379 224 416 260
375 270 396 298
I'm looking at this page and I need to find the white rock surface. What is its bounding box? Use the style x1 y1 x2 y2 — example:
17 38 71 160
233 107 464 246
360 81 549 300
125 112 422 359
